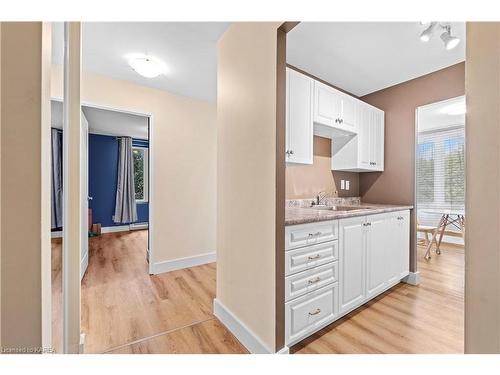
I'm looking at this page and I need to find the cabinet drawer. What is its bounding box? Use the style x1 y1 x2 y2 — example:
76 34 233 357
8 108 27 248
285 262 338 302
285 240 338 276
285 220 338 250
285 283 338 346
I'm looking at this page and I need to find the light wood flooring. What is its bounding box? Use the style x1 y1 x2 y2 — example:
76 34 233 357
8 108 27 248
291 243 464 354
52 233 463 354
51 230 246 354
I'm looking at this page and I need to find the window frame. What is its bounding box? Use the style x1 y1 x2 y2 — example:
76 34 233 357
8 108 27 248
132 146 149 203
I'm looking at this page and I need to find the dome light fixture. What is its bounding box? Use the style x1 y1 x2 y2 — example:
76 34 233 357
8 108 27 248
418 22 461 50
126 54 167 78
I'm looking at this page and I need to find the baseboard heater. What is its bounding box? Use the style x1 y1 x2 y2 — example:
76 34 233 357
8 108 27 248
130 222 149 230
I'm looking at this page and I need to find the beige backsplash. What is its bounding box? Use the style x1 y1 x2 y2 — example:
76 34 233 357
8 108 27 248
286 136 359 199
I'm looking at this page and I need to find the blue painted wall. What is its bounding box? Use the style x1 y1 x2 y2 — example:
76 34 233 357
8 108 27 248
89 134 149 227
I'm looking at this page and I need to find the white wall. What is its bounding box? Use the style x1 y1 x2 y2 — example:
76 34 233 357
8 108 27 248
216 22 281 353
51 65 217 270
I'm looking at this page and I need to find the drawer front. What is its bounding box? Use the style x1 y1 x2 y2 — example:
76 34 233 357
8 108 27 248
285 241 338 276
285 283 339 346
286 220 338 250
285 262 338 302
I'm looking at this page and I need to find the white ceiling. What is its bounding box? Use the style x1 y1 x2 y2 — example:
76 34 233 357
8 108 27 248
417 96 465 133
51 100 149 139
287 22 465 97
52 22 230 103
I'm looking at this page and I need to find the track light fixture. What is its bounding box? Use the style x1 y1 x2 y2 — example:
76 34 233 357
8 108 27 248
419 22 461 50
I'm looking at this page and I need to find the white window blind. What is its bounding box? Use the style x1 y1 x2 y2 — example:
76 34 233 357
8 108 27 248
416 125 465 231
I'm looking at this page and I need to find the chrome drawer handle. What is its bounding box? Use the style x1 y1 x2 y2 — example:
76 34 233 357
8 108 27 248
309 308 321 316
308 232 322 237
308 254 321 260
308 277 321 284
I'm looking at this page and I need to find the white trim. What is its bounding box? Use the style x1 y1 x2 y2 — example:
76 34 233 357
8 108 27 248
276 346 290 354
402 271 421 285
213 298 273 354
101 225 131 233
130 222 149 230
51 96 155 275
51 231 63 238
80 252 88 281
152 252 216 275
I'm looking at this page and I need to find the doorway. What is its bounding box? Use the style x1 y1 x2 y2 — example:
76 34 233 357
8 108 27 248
50 98 153 353
415 95 466 351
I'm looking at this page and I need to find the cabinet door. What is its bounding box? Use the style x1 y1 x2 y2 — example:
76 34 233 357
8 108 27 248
365 214 390 298
286 68 314 164
370 109 384 171
358 104 371 169
397 211 410 279
341 95 358 131
339 216 366 314
314 81 341 126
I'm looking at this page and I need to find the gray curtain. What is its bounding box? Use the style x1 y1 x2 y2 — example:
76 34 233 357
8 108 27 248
51 129 63 229
114 137 137 223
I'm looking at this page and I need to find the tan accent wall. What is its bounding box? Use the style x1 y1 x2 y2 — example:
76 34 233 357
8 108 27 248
465 22 500 353
217 22 281 352
51 65 217 267
286 136 359 199
359 62 465 272
0 22 47 350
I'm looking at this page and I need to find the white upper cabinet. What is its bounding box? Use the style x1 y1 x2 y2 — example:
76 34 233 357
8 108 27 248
285 68 384 171
286 68 314 165
314 81 358 134
333 102 385 172
314 81 342 127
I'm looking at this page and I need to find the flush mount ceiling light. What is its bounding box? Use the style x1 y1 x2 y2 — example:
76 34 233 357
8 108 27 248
419 22 461 50
126 54 167 78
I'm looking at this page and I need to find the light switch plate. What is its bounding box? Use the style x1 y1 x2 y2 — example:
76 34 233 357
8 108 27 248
340 180 345 190
346 180 350 190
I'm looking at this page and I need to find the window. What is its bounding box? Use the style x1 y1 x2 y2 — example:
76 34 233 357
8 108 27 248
416 126 465 210
416 142 435 204
444 137 465 206
133 147 148 202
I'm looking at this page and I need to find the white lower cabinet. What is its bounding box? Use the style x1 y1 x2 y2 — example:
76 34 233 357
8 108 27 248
285 210 410 346
285 283 339 346
338 216 366 314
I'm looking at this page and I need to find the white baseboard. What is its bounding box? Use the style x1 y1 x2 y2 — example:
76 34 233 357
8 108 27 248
402 271 421 285
51 231 63 238
130 222 149 230
80 252 89 280
151 252 216 275
276 346 290 354
213 298 273 354
101 225 131 233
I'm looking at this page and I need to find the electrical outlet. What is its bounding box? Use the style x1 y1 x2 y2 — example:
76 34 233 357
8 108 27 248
346 180 350 190
340 180 345 190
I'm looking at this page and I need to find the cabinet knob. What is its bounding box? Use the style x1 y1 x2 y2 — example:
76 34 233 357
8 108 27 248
289 150 294 155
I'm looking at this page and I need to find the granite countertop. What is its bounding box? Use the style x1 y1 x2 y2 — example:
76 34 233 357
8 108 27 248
285 203 413 226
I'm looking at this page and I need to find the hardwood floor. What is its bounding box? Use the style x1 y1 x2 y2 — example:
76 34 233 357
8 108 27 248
51 230 247 354
291 243 464 354
52 232 463 354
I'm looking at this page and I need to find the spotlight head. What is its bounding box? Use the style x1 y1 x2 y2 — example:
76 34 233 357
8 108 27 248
440 31 460 50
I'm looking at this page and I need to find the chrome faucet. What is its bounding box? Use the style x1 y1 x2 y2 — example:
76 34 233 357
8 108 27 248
312 191 328 206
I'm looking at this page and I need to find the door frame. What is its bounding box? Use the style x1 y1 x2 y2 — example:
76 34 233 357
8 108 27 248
55 94 154 354
53 96 155 274
413 95 466 262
